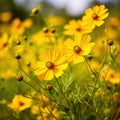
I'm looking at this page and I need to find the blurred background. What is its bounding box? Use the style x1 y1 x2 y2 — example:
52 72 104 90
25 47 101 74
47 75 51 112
0 0 120 20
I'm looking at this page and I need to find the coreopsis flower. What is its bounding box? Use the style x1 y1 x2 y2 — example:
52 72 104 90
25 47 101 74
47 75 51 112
0 32 9 53
22 18 33 29
9 18 25 35
0 11 12 22
31 7 40 15
64 19 93 35
64 35 95 64
82 5 109 29
31 93 49 115
8 94 33 112
101 67 120 84
31 28 56 52
36 107 59 120
34 51 68 80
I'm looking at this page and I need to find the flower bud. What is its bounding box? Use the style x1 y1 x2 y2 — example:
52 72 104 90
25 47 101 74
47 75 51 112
31 7 39 15
47 84 52 90
16 40 21 45
23 36 28 41
17 74 23 81
15 54 21 60
43 27 49 33
51 28 56 33
107 39 113 46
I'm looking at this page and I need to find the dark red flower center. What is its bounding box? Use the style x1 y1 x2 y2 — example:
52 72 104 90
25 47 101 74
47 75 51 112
46 61 54 69
19 101 24 106
2 43 8 48
76 27 81 32
92 13 99 20
73 45 82 54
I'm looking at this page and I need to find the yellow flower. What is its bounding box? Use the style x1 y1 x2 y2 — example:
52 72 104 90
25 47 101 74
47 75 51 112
8 94 33 112
22 18 33 29
9 18 25 35
64 19 93 35
82 5 109 28
0 11 12 22
34 51 68 80
64 35 95 64
36 107 59 120
0 32 9 54
101 67 120 84
31 28 56 52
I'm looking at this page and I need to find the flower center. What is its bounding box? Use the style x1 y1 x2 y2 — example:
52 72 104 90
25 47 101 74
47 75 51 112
73 45 81 54
92 13 99 20
76 27 81 32
2 43 8 48
46 61 54 69
19 101 24 106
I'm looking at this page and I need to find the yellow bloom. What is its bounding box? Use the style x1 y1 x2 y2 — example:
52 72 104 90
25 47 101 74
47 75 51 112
9 18 25 35
31 28 56 52
82 5 109 28
34 51 68 80
36 107 59 120
0 32 9 54
64 35 95 64
22 18 33 29
0 11 12 22
64 19 93 35
101 67 120 84
8 94 33 112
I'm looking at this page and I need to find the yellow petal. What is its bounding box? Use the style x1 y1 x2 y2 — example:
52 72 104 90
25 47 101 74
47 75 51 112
82 43 95 55
44 70 54 80
64 39 75 49
73 54 84 64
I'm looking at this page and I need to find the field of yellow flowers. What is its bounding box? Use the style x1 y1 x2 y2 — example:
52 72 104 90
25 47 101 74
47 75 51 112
0 3 120 120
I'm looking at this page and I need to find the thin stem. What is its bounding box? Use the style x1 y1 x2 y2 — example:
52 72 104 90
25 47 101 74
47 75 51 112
55 77 73 120
17 60 55 102
17 60 45 90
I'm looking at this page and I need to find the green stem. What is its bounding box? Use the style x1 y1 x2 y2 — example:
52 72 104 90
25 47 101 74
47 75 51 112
55 77 73 120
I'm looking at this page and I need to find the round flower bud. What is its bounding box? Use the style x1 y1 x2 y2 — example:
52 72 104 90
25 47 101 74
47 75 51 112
87 55 93 60
51 28 56 33
17 74 23 81
16 41 21 45
107 39 113 46
26 62 31 67
15 54 21 60
43 27 49 33
23 36 28 41
31 7 39 15
47 84 52 90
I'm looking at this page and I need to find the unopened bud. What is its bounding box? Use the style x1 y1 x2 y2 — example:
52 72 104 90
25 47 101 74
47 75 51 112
51 28 56 33
17 74 23 81
43 27 49 33
31 7 39 15
15 54 21 60
107 86 111 90
26 62 31 67
23 36 27 41
47 84 52 90
107 39 113 46
16 40 21 45
87 55 93 60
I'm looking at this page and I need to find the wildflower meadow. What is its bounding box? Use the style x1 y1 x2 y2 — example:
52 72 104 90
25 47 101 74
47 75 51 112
0 1 120 120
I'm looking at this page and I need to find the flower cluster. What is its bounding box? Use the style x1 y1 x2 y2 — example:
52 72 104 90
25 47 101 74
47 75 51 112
0 4 120 120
